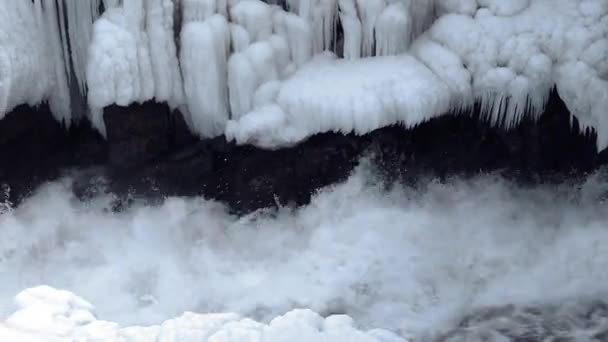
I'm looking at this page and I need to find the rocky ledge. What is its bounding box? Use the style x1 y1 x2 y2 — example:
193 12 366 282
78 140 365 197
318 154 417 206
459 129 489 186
0 89 606 213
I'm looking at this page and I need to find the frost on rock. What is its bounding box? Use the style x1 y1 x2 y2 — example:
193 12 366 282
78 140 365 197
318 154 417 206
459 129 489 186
0 287 408 342
0 0 606 150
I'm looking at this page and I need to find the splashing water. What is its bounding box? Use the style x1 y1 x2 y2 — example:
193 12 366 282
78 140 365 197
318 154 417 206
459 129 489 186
1 163 608 340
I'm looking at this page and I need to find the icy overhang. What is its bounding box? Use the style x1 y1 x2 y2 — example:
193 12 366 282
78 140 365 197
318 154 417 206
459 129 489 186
0 0 606 149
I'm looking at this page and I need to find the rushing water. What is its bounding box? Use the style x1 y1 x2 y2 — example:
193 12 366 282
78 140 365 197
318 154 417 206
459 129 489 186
1 162 608 341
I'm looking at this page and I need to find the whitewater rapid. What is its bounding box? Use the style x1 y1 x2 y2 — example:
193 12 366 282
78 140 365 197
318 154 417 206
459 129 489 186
1 163 608 340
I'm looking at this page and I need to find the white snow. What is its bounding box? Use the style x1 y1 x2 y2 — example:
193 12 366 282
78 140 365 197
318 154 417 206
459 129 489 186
0 0 606 149
1 287 407 342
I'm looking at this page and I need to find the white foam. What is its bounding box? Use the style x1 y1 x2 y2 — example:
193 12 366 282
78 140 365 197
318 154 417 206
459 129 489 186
2 165 608 340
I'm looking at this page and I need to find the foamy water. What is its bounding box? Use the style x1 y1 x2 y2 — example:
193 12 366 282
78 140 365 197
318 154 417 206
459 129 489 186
1 163 608 340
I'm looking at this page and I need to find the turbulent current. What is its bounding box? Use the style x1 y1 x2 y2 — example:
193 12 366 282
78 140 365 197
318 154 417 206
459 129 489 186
1 162 608 341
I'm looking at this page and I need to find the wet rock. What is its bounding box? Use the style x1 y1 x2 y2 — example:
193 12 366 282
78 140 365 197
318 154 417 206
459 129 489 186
0 104 70 204
103 101 196 168
0 90 605 213
0 103 107 205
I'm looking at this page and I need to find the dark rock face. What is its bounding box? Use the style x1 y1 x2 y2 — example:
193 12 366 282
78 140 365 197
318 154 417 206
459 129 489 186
104 101 197 168
0 90 605 213
0 104 105 205
368 90 599 185
108 132 362 212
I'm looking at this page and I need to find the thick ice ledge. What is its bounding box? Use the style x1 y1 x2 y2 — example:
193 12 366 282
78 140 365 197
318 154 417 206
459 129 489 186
0 0 605 149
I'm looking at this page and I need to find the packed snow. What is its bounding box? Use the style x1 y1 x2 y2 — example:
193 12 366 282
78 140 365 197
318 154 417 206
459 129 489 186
2 164 608 340
0 0 606 145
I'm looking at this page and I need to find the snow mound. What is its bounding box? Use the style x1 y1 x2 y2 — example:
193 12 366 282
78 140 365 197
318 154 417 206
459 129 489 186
226 55 451 147
0 286 407 342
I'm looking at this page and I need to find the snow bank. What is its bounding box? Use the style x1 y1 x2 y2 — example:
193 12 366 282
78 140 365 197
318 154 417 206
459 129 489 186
0 286 407 342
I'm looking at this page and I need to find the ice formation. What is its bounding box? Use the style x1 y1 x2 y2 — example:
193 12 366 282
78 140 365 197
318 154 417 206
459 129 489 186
0 286 406 342
0 0 606 148
226 54 452 147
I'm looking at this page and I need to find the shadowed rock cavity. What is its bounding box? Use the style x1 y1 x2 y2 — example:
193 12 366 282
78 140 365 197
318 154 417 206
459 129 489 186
0 89 606 213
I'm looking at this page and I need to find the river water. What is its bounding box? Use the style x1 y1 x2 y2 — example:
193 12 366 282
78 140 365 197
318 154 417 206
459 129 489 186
1 163 607 341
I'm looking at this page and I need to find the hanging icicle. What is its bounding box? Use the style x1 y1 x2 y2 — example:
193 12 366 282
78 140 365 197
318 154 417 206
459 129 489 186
63 0 103 97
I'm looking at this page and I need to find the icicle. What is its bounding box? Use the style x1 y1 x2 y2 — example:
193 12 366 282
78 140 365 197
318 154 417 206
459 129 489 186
0 50 10 117
124 0 154 102
319 0 338 52
338 0 361 59
182 0 217 22
407 0 436 39
294 0 338 54
103 0 120 9
65 0 102 97
42 0 72 122
145 0 184 108
375 2 410 56
281 12 312 65
285 0 300 12
56 0 70 84
0 0 52 115
180 14 231 137
228 52 257 119
356 0 385 57
231 24 251 52
230 0 274 43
